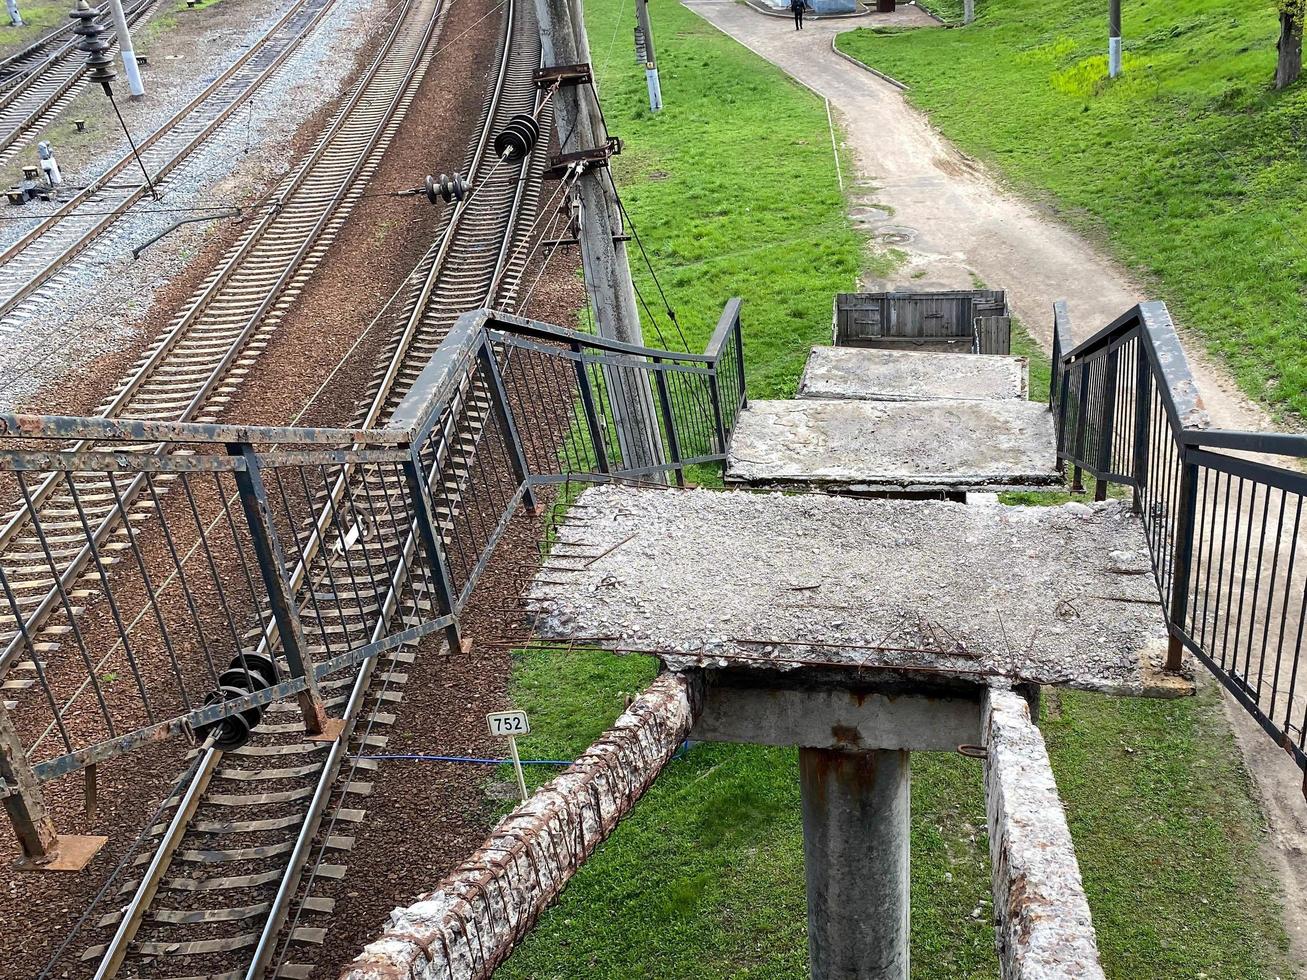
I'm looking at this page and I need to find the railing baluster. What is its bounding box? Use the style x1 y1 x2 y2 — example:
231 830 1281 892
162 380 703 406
1096 346 1119 500
477 340 537 513
1132 338 1152 515
571 341 611 473
1166 454 1201 671
653 358 685 487
228 442 336 739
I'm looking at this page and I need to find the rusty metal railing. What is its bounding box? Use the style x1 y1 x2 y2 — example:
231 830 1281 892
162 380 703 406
0 302 745 865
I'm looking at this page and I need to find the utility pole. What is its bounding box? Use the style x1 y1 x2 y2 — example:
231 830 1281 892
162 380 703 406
7 0 23 27
962 0 973 25
535 0 665 481
634 0 662 112
1108 0 1122 78
107 0 145 98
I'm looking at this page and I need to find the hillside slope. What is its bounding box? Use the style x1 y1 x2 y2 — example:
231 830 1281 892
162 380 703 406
838 0 1307 422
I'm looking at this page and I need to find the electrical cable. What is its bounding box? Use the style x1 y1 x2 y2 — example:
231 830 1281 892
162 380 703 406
106 86 159 201
352 752 573 765
606 167 693 354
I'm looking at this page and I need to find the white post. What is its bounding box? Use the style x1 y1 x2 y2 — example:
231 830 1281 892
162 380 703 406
106 0 145 98
1108 0 1122 78
635 0 662 112
963 0 973 24
6 0 22 27
507 735 528 801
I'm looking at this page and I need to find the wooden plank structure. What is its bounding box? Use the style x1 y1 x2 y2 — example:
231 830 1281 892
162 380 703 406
832 289 1010 354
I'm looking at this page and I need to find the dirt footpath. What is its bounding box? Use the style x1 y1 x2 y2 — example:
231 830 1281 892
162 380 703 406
682 0 1307 964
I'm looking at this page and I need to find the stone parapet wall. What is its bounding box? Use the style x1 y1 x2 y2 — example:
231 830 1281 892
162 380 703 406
983 687 1105 979
341 670 703 980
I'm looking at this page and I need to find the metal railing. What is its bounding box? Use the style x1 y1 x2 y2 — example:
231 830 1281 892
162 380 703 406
0 302 746 862
1051 301 1307 776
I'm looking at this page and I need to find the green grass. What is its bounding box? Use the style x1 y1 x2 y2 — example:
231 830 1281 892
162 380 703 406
915 0 964 25
493 0 1296 975
0 0 72 53
836 0 1307 426
582 0 862 397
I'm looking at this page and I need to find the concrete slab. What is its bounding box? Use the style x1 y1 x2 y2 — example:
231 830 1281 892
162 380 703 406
526 485 1192 696
726 398 1060 493
799 347 1028 403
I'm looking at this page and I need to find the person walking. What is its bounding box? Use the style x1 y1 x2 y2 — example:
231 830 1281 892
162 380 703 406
790 0 807 30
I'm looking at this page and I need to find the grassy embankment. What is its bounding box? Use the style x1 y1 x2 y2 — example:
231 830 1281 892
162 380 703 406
492 0 1295 976
838 0 1307 424
0 0 71 52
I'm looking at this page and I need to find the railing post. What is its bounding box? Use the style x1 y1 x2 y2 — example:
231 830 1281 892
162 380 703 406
1072 362 1090 493
1132 340 1152 515
229 443 337 740
708 370 729 460
1049 317 1063 410
400 445 466 654
734 313 748 411
0 702 59 865
0 700 105 870
476 342 538 513
1166 455 1201 671
652 358 685 487
1095 347 1119 501
1055 357 1072 458
571 342 611 473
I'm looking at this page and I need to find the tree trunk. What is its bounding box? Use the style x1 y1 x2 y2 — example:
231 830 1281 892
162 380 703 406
1277 10 1302 89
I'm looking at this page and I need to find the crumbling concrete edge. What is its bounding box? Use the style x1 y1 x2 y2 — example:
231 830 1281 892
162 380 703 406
982 687 1106 980
340 670 704 980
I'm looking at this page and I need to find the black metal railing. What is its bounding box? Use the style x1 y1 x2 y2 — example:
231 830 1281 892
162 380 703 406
1052 301 1307 775
0 302 745 861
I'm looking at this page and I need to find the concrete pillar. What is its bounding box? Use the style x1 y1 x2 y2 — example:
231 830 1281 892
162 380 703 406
800 748 910 980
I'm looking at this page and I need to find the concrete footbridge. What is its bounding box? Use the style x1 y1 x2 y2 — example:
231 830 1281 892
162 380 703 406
348 300 1219 980
7 293 1294 980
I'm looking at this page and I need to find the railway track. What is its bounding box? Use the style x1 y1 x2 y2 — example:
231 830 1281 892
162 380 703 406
73 0 553 976
0 0 342 322
0 0 451 682
0 0 159 166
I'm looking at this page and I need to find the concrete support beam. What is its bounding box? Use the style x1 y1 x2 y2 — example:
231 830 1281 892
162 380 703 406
341 671 703 980
801 748 910 980
982 688 1105 979
692 673 980 751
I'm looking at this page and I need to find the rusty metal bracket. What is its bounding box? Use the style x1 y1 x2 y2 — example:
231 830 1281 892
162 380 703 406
544 137 622 181
534 62 591 88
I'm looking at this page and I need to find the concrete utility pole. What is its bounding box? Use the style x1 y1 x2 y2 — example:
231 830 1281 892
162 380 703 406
107 0 145 97
535 0 665 480
7 0 23 27
1107 0 1122 78
634 0 662 112
963 0 973 25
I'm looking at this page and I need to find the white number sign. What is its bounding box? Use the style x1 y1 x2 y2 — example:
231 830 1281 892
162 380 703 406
486 710 530 737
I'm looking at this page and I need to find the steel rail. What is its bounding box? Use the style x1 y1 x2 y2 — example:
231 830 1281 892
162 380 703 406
0 0 334 315
87 0 548 974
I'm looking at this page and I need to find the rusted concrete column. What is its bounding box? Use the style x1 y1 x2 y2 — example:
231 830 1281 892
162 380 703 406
800 747 910 980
